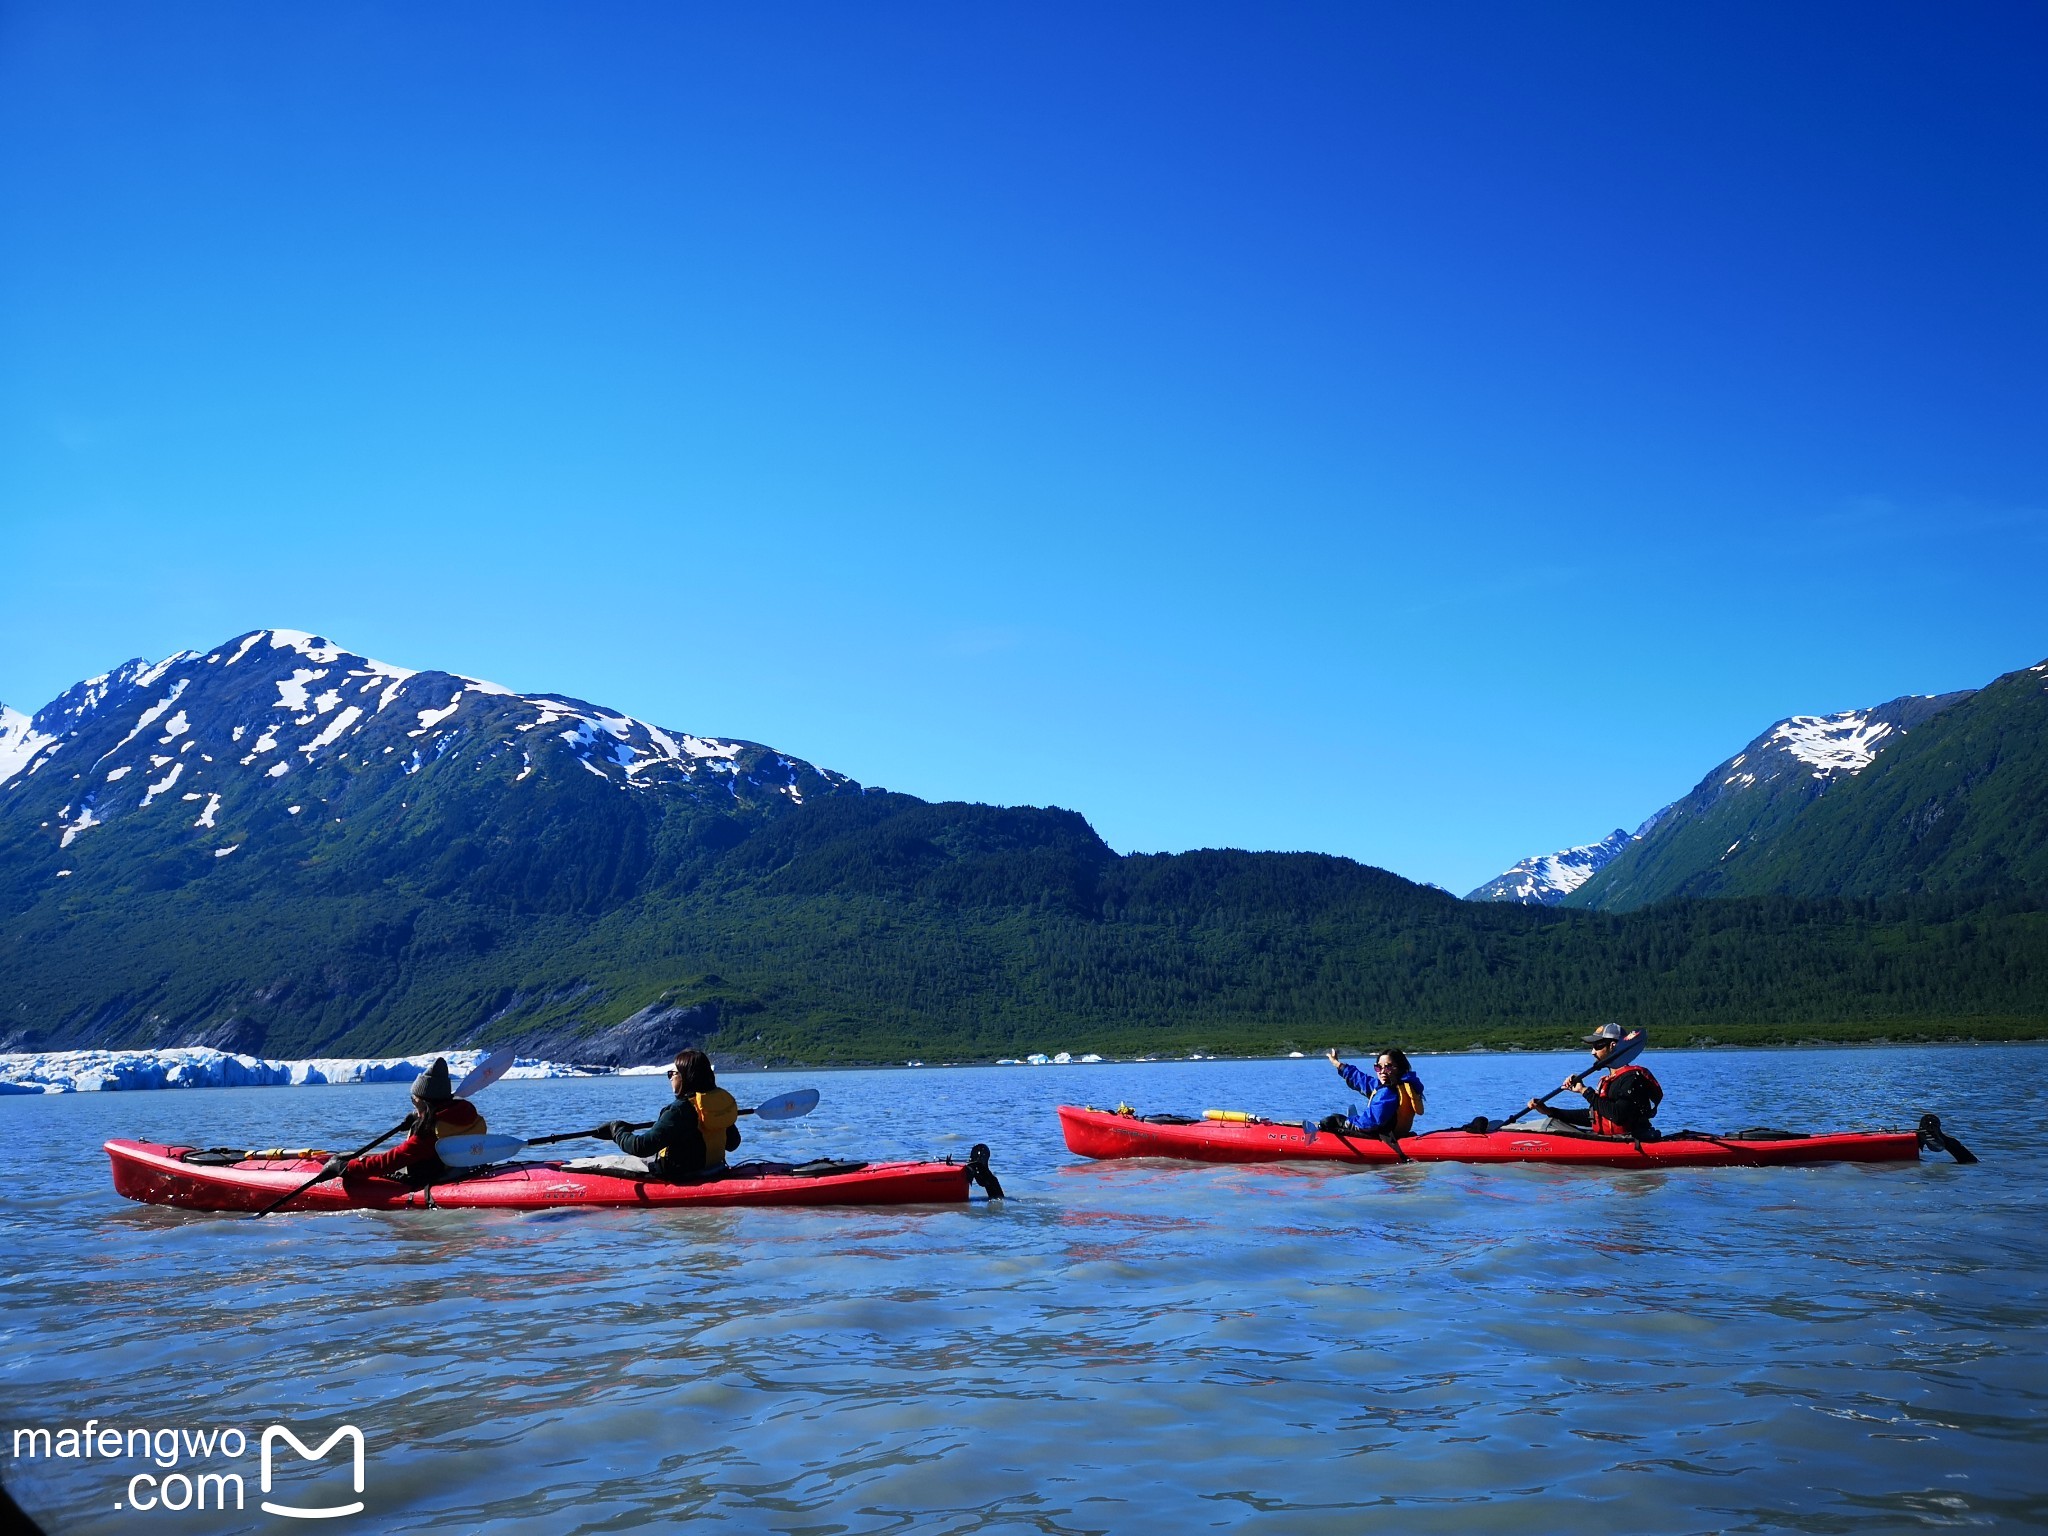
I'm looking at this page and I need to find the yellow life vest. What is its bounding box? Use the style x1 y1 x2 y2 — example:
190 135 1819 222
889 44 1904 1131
693 1088 739 1168
1390 1080 1423 1135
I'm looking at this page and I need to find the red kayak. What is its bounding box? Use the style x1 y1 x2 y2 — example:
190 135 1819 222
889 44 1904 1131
1058 1106 1932 1168
106 1139 983 1212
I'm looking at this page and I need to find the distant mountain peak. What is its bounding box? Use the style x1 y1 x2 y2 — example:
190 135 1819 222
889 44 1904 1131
1562 688 1975 910
1466 827 1633 904
0 627 864 868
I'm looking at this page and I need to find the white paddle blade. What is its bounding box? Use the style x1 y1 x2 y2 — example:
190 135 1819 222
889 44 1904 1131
436 1133 527 1169
454 1047 519 1097
752 1088 820 1121
1604 1031 1647 1072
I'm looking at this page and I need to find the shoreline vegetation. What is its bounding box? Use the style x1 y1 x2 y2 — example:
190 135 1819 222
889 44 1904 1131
8 879 2047 1067
6 1028 2044 1095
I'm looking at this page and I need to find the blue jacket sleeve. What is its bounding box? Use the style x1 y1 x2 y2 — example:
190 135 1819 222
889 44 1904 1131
1335 1061 1377 1098
1347 1085 1396 1130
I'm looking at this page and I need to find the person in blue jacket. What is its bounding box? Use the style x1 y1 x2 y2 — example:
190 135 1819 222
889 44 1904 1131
1323 1047 1426 1134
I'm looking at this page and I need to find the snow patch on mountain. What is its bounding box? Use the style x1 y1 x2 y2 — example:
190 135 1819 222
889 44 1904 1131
301 706 363 755
1766 711 1896 779
100 679 189 763
139 760 184 807
1467 828 1634 904
0 705 55 786
57 806 100 856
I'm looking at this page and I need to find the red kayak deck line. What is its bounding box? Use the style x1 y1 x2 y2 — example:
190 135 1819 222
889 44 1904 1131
1057 1106 1922 1168
105 1139 972 1212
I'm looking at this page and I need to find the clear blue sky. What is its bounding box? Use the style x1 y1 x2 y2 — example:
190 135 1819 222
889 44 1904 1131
3 3 2043 895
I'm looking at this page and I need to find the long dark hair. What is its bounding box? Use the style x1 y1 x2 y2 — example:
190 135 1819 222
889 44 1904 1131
672 1049 716 1094
1378 1048 1411 1077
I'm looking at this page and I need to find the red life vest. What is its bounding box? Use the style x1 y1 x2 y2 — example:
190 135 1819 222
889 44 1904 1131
1589 1064 1663 1138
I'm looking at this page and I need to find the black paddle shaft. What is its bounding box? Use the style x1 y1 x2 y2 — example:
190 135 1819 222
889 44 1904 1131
251 1112 414 1219
527 1121 653 1148
526 1097 796 1147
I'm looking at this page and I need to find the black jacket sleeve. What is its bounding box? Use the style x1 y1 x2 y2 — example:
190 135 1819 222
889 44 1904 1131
616 1099 706 1175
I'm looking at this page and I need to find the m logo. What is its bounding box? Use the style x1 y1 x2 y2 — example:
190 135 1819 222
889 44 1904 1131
259 1424 365 1519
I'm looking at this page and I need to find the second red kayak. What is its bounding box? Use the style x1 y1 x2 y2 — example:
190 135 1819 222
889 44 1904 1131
107 1139 988 1212
1058 1105 1926 1168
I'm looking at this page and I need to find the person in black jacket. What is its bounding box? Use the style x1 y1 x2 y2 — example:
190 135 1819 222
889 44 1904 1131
1530 1023 1664 1140
592 1050 742 1180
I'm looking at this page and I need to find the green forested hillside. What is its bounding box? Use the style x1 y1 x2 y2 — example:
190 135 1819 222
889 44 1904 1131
5 791 2044 1062
1714 662 2048 901
6 633 2047 1065
1566 692 1970 911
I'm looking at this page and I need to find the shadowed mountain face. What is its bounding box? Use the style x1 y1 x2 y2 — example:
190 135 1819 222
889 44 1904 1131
4 633 2046 1062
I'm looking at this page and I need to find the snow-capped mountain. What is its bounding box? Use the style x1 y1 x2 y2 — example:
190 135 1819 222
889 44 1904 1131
1469 693 1974 909
1465 827 1636 904
0 628 863 868
1560 690 1972 911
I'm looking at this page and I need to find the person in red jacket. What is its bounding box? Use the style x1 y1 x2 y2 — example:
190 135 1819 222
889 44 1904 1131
322 1057 487 1185
1531 1023 1664 1140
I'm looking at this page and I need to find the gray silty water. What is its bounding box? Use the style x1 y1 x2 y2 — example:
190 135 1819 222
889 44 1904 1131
2 1045 2044 1534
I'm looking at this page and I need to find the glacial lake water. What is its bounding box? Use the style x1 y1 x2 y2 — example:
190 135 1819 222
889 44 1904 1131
2 1044 2044 1535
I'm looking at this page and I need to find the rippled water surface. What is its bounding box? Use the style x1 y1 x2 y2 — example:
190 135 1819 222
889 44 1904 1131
3 1045 2044 1534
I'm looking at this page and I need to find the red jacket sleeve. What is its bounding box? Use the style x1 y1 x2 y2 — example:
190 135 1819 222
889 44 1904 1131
348 1132 430 1180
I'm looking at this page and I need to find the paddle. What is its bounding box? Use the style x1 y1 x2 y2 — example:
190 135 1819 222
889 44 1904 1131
1501 1029 1646 1129
438 1087 825 1168
251 1048 519 1217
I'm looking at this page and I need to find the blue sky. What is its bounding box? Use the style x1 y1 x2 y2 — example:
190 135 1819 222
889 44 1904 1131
2 3 2043 895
